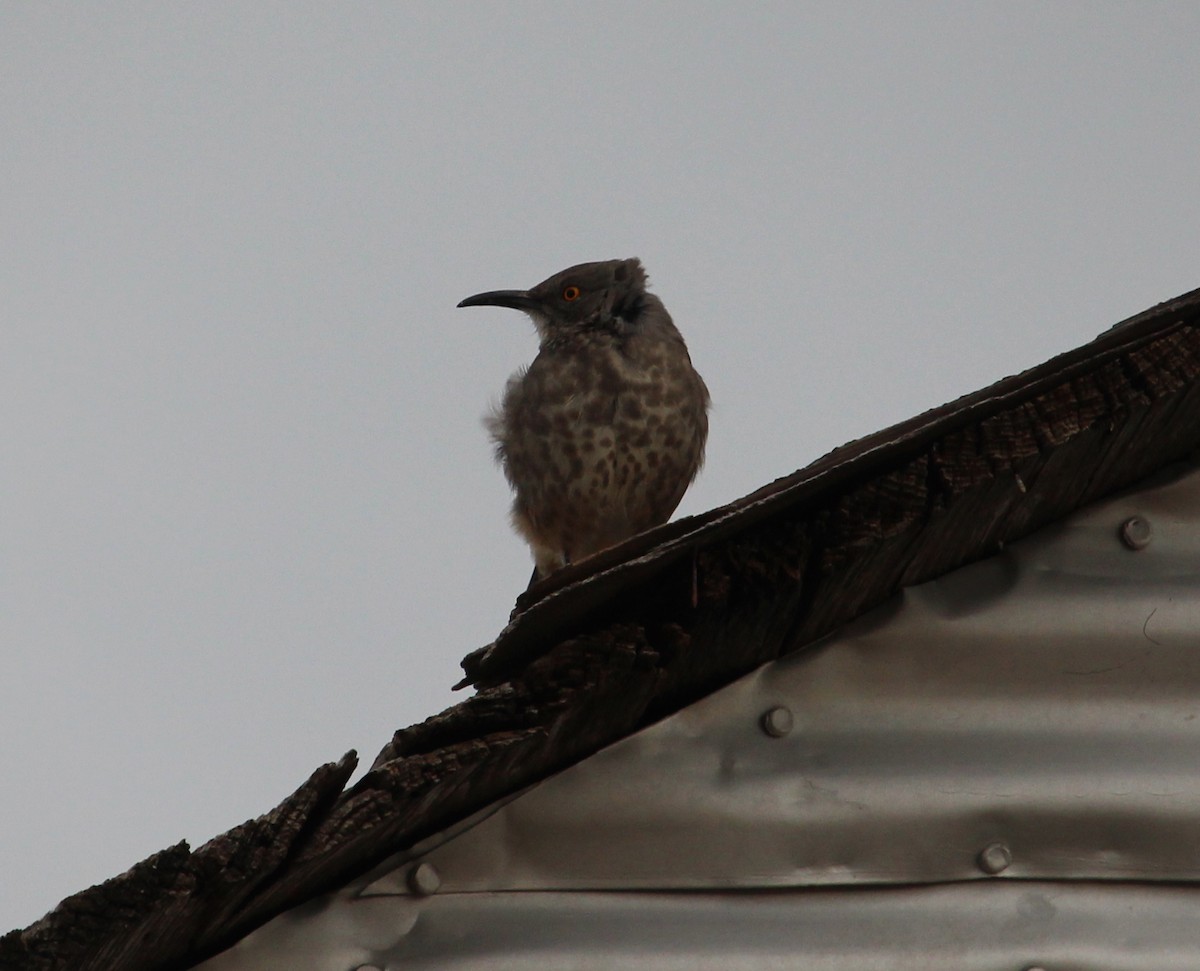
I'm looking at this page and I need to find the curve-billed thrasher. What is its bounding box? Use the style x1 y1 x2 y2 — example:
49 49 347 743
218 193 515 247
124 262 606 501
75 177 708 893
458 258 710 581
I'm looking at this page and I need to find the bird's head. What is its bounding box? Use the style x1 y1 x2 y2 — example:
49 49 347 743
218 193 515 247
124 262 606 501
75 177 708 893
457 258 650 342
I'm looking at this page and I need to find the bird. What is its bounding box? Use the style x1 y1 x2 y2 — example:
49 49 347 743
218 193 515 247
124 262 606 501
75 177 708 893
458 258 710 583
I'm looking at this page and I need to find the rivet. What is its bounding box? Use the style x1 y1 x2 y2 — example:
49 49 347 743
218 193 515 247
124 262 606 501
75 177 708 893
407 861 441 896
760 706 794 738
978 841 1012 875
1119 515 1152 550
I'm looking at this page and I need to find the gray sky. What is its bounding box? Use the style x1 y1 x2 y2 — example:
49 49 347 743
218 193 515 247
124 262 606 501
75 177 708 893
3 2 1198 932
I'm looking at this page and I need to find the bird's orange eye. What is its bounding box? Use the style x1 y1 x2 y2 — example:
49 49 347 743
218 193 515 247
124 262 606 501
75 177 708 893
562 285 581 301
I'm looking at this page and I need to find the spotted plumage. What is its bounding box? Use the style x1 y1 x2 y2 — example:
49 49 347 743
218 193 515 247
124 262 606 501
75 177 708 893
459 258 709 581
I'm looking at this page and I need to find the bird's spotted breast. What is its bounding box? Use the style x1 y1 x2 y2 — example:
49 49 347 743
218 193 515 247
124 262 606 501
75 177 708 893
464 258 709 580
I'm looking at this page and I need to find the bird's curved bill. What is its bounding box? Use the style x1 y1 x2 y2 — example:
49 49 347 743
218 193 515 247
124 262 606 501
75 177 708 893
457 289 539 311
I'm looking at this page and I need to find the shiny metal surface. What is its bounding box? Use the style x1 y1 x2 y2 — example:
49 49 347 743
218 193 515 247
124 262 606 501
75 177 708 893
207 883 1200 971
366 463 1200 895
199 463 1200 969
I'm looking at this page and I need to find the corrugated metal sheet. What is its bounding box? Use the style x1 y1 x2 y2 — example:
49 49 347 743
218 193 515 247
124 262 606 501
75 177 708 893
207 885 1200 970
202 463 1200 969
